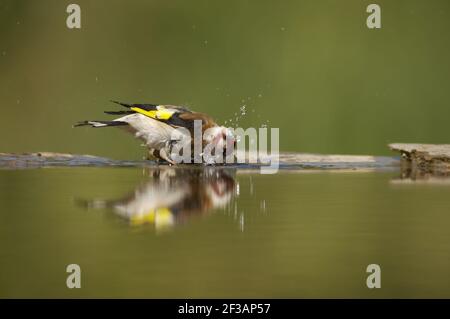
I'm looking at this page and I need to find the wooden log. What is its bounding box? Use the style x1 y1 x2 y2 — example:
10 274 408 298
0 151 399 171
389 143 450 176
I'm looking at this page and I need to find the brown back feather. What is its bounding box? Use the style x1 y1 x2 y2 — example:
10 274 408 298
179 112 218 132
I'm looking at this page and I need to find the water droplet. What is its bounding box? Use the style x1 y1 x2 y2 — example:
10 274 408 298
261 200 266 211
239 105 246 115
239 214 245 232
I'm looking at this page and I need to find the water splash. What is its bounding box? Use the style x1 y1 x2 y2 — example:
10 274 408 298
223 93 271 128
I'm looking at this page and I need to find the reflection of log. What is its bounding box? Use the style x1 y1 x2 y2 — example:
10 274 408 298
389 143 450 177
391 176 450 185
0 151 399 171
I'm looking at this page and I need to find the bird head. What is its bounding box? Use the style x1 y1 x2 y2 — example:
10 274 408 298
203 126 236 159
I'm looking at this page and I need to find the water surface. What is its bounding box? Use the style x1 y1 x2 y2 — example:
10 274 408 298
1 167 450 298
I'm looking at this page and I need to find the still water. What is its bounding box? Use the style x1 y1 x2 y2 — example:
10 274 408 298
1 167 450 298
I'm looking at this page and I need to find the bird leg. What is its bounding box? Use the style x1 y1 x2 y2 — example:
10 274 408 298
157 148 175 165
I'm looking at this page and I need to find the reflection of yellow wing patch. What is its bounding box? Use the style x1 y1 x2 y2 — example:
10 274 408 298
131 106 175 120
130 210 155 226
130 207 174 228
154 208 174 230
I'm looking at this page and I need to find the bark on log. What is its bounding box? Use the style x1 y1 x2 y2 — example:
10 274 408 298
389 143 450 176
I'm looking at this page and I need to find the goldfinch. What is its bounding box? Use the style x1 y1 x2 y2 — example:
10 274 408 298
75 101 236 164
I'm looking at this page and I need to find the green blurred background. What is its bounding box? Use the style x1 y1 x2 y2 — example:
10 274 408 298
1 0 449 160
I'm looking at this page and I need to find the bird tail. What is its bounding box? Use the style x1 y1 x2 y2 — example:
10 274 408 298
73 120 128 128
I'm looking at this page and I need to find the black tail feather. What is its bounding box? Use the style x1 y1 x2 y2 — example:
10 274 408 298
110 100 133 108
104 110 136 115
110 100 159 111
73 121 90 127
73 120 128 128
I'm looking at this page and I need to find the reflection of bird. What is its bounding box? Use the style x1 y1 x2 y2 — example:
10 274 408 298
74 101 235 164
78 168 236 231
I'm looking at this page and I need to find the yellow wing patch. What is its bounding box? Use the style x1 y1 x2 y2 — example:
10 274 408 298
131 106 175 120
